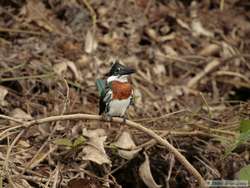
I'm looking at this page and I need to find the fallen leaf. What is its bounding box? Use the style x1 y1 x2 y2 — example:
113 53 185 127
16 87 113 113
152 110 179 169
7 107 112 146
190 1 213 38
113 131 141 160
82 128 106 138
72 136 85 147
53 60 83 81
199 44 220 56
240 120 250 133
113 131 136 149
85 30 98 54
117 149 141 160
0 86 8 106
53 62 67 76
82 129 111 165
238 165 250 183
66 60 83 82
10 108 33 120
53 138 73 147
18 140 31 148
162 45 178 57
139 153 162 188
191 20 214 37
82 136 111 165
153 64 166 76
176 18 191 31
221 42 238 60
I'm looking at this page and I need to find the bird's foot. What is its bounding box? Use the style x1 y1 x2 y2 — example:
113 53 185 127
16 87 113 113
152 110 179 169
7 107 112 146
102 114 113 122
122 116 127 124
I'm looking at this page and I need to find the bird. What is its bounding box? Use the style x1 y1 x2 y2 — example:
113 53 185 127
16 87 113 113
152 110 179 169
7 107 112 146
97 60 135 120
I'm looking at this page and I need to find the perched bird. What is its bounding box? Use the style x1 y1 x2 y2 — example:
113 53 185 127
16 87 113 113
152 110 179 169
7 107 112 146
96 61 135 119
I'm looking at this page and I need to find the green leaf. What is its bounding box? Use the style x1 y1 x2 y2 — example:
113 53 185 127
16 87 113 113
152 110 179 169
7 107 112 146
240 120 250 133
239 165 250 182
224 129 250 157
224 120 250 157
224 140 239 157
109 144 119 154
53 138 72 147
72 136 85 147
96 79 106 97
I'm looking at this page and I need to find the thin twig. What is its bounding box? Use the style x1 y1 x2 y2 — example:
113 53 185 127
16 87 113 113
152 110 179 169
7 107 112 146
187 54 249 89
215 70 250 83
0 72 56 83
134 109 186 122
0 115 24 123
0 27 47 36
187 59 220 88
0 125 23 141
4 129 25 187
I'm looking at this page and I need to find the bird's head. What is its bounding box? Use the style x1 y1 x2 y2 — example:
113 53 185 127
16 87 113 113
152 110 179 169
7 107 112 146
106 60 135 83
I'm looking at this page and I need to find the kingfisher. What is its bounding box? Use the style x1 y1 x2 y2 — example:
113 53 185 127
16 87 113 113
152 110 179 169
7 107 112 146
96 61 135 119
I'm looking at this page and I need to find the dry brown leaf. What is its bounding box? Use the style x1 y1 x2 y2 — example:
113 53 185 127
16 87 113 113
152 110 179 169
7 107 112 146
191 20 214 37
165 86 183 102
221 42 237 59
158 33 176 42
0 86 8 106
113 131 140 160
190 1 213 37
153 64 166 76
53 62 68 76
82 128 106 138
162 45 178 56
117 149 141 160
176 18 191 31
66 60 83 82
77 55 92 66
199 44 220 56
145 28 158 42
139 153 162 188
113 131 136 149
82 129 111 165
71 123 84 138
85 30 98 54
53 60 83 81
18 140 31 148
10 108 33 120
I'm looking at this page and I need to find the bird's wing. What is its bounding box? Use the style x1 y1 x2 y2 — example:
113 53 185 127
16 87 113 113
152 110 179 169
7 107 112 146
99 83 112 115
130 89 135 106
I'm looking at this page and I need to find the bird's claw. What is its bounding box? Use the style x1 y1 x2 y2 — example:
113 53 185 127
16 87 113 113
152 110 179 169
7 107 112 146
102 114 112 122
122 116 127 124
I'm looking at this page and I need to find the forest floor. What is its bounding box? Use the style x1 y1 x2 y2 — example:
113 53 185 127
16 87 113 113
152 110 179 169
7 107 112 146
0 0 250 188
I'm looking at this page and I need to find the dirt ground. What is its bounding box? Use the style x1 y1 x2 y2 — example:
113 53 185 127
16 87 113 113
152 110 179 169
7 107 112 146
0 0 250 188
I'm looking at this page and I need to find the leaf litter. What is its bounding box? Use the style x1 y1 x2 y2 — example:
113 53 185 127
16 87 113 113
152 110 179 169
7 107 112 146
0 0 250 187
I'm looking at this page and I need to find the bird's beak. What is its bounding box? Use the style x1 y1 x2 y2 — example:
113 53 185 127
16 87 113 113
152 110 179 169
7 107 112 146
119 67 135 75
